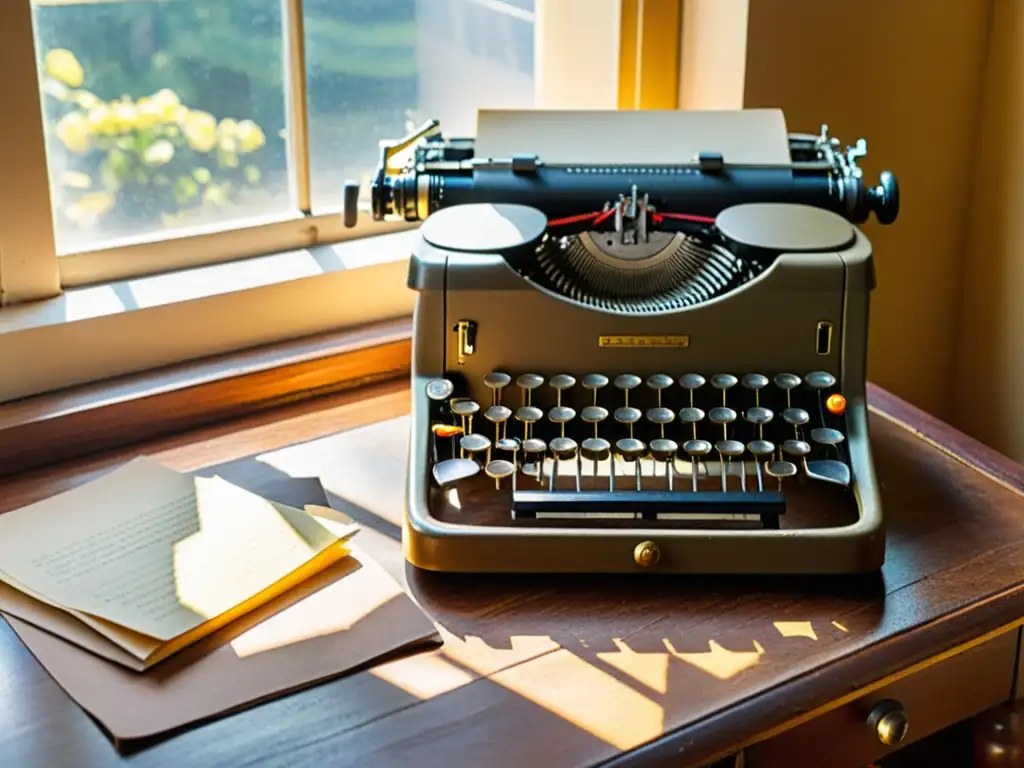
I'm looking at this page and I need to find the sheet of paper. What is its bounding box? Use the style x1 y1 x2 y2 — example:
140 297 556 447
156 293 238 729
3 548 441 747
0 458 343 642
473 108 792 166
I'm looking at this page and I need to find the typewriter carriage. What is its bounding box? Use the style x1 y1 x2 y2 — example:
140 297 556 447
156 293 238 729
349 110 897 575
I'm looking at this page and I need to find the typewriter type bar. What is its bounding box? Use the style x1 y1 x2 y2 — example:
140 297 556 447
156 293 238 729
512 490 784 529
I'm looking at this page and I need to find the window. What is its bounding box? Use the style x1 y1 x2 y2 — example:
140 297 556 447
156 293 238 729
0 0 630 403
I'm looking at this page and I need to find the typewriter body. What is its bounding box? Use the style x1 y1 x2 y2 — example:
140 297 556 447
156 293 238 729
345 108 900 574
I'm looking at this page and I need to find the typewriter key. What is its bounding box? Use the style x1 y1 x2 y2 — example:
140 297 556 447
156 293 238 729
484 405 512 443
783 407 810 426
549 374 577 406
811 427 845 446
450 399 480 435
679 373 706 391
649 438 679 490
484 372 512 405
515 405 543 440
683 439 712 492
709 406 737 424
582 373 609 404
773 373 802 406
548 436 580 492
485 459 515 490
765 459 798 491
548 406 577 440
783 439 811 457
747 439 776 492
716 439 746 492
646 407 675 439
614 406 642 440
805 371 836 390
522 437 548 484
711 373 738 390
433 458 480 487
517 373 544 406
646 374 674 406
745 406 774 424
460 433 492 465
426 378 455 401
581 437 612 491
614 374 642 407
678 406 705 442
496 436 521 453
742 373 769 391
616 437 648 491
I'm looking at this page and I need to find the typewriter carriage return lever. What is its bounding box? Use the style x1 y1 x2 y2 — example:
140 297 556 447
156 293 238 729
350 109 899 575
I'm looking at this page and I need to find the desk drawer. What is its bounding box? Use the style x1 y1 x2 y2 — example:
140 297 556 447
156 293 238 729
746 629 1018 768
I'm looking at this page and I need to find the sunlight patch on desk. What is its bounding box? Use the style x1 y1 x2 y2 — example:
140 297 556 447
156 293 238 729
774 621 818 641
370 651 476 699
664 639 765 681
491 649 665 751
596 638 670 694
832 620 849 632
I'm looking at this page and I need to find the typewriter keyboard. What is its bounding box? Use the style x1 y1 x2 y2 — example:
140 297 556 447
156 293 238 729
426 370 854 529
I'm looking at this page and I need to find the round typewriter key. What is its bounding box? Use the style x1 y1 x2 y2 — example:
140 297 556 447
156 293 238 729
450 399 480 433
582 437 611 457
426 378 455 401
716 439 745 456
773 373 802 391
614 373 642 391
549 373 577 398
805 371 836 390
811 427 845 446
646 373 674 391
549 436 579 459
522 437 548 484
684 438 712 492
766 459 798 490
783 439 811 457
517 373 544 406
548 406 577 437
484 404 512 442
484 372 512 406
485 459 515 490
649 438 678 461
614 406 642 424
583 373 609 390
581 405 609 423
515 405 543 440
710 373 738 390
679 373 706 391
496 437 521 453
709 406 737 424
460 433 491 455
747 439 775 457
742 373 769 390
646 407 676 425
744 406 774 425
616 437 647 458
678 406 705 423
783 407 810 426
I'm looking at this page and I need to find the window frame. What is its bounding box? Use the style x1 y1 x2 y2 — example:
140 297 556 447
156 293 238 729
0 0 675 405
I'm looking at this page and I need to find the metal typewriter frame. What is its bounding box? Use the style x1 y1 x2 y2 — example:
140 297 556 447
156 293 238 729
402 218 883 575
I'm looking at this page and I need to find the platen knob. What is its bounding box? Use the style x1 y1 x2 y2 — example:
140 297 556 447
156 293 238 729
867 699 909 746
869 170 899 225
342 180 360 228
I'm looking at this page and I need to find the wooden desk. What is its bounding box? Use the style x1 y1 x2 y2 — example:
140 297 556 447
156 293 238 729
2 381 1024 768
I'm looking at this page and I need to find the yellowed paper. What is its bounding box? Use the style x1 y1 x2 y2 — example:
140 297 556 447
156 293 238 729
0 458 344 643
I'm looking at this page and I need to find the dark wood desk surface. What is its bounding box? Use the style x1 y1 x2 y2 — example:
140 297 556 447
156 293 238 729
2 380 1024 768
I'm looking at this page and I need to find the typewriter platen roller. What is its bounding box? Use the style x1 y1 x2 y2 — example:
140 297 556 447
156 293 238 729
352 108 899 574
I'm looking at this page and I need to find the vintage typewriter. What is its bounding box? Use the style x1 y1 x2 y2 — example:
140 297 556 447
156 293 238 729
343 108 900 574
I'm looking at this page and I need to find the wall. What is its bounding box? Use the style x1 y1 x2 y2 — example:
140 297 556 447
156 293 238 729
951 0 1024 461
740 0 994 420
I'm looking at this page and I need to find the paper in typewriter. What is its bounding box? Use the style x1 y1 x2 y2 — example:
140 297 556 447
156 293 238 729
474 108 792 166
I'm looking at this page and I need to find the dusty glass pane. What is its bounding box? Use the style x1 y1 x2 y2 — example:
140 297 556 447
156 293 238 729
31 0 291 254
304 0 536 212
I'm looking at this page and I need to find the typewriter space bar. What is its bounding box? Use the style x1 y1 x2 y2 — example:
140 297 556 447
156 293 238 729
512 490 785 518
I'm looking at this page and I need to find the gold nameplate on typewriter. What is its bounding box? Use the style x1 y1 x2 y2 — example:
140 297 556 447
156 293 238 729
349 108 900 574
598 335 691 348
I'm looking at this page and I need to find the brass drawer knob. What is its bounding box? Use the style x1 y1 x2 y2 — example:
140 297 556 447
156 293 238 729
867 699 909 746
634 540 660 567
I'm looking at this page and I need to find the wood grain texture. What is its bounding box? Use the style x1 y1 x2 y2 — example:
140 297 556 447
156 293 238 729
0 318 412 478
1 381 1024 768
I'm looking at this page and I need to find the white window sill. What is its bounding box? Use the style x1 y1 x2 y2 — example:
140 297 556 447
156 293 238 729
0 229 419 404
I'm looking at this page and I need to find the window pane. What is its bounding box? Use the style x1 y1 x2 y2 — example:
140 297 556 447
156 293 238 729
304 0 536 212
31 0 291 254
